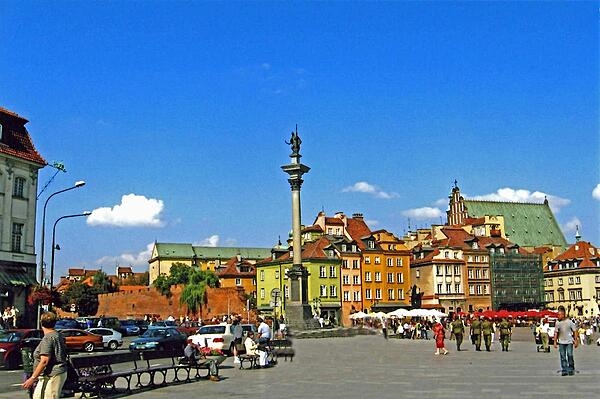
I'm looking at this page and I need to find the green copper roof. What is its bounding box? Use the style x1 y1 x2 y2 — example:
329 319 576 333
153 243 271 260
463 200 567 248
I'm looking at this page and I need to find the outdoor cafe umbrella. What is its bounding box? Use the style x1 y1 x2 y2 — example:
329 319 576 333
349 311 368 319
387 308 410 318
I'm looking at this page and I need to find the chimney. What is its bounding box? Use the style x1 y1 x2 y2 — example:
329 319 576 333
352 213 364 220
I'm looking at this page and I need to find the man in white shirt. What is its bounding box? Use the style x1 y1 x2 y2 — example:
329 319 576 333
539 318 550 352
257 317 272 344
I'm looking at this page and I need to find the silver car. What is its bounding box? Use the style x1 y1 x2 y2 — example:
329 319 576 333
86 327 123 350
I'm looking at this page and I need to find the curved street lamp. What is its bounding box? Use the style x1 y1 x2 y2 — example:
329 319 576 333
39 181 86 285
49 211 91 309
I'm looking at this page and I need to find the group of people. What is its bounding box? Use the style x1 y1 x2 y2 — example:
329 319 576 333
1 305 19 329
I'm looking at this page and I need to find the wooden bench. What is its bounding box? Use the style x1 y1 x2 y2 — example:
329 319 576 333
270 339 295 362
69 351 141 396
138 348 213 386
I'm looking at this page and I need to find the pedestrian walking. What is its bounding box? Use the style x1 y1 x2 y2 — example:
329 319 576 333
433 318 449 355
481 317 493 351
553 305 578 376
498 317 512 352
470 317 482 351
451 315 464 351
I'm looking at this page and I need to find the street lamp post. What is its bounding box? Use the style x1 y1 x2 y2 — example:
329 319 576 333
39 181 86 286
37 181 85 325
49 211 91 310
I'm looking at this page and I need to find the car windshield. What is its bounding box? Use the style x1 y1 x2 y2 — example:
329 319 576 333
0 331 23 342
141 329 167 338
199 325 226 334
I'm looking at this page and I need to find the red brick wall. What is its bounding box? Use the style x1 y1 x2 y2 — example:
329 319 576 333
96 285 250 320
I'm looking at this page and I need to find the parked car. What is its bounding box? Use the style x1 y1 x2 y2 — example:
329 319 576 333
128 327 187 351
0 329 43 369
85 317 121 330
188 323 257 354
148 320 177 328
58 329 104 352
177 321 202 336
86 328 123 350
135 320 149 334
118 320 141 336
55 318 81 330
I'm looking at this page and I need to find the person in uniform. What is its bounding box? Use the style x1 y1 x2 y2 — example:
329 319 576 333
470 316 482 351
498 317 512 352
481 317 493 351
451 315 465 351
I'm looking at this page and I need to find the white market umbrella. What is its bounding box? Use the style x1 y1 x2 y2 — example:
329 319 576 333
350 311 368 319
387 308 409 318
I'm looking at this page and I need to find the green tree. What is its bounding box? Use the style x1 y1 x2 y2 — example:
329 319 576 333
153 274 173 298
179 281 207 318
61 282 100 316
123 271 149 286
92 271 118 293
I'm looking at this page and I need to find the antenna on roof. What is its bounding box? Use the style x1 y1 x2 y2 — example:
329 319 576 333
407 218 411 231
37 161 67 199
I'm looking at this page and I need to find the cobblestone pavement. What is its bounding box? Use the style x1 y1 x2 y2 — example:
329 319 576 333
2 328 598 399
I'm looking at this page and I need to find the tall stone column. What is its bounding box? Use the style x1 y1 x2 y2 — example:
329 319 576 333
281 129 311 330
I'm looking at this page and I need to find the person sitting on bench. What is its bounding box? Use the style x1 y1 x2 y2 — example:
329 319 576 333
244 331 268 368
183 340 219 381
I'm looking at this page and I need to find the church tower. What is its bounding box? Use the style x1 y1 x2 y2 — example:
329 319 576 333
446 180 468 226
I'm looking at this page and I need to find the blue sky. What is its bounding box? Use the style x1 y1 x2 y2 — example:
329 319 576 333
1 2 598 281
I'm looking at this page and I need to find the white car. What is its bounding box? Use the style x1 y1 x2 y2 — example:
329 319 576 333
188 323 257 354
86 327 123 350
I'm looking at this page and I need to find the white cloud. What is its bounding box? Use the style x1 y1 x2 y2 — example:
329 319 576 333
470 188 570 213
562 217 581 234
342 181 399 199
198 235 220 247
95 242 153 269
592 184 600 200
87 194 164 227
401 207 444 220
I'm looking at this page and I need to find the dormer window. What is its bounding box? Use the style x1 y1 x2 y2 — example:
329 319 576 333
368 240 375 249
472 242 478 250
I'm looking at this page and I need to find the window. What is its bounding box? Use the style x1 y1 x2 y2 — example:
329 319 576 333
595 276 600 284
352 245 357 252
484 285 489 294
387 273 394 283
365 289 372 299
468 269 474 279
375 288 382 300
11 223 23 252
454 265 460 276
352 260 359 269
342 244 347 252
455 283 460 293
260 288 265 299
342 260 349 269
436 266 443 276
575 276 581 284
260 270 265 281
483 269 489 279
375 256 381 265
387 258 393 267
329 285 337 297
416 270 420 278
235 278 241 286
476 285 482 295
353 275 360 285
388 289 394 300
398 289 404 299
353 291 361 301
252 278 256 286
446 283 451 293
445 265 451 275
397 273 403 283
558 278 563 286
475 269 481 279
546 292 554 302
368 240 375 249
320 266 326 278
396 258 403 266
275 270 280 279
343 291 350 301
365 271 372 282
436 283 442 293
558 290 565 301
453 252 458 259
13 177 25 198
320 285 327 297
547 279 553 287
342 275 350 285
469 285 475 295
329 266 337 278
568 277 574 285
444 251 449 258
364 256 371 264
284 268 289 279
375 272 381 282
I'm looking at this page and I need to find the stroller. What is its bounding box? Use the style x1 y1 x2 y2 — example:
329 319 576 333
534 331 551 352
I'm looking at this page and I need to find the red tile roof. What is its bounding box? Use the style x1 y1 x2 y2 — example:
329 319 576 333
324 217 345 226
346 218 372 249
217 256 256 277
117 267 133 274
552 241 600 268
68 268 86 276
0 108 46 166
275 236 332 262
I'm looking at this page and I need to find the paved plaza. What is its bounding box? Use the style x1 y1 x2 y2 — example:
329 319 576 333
1 328 598 399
